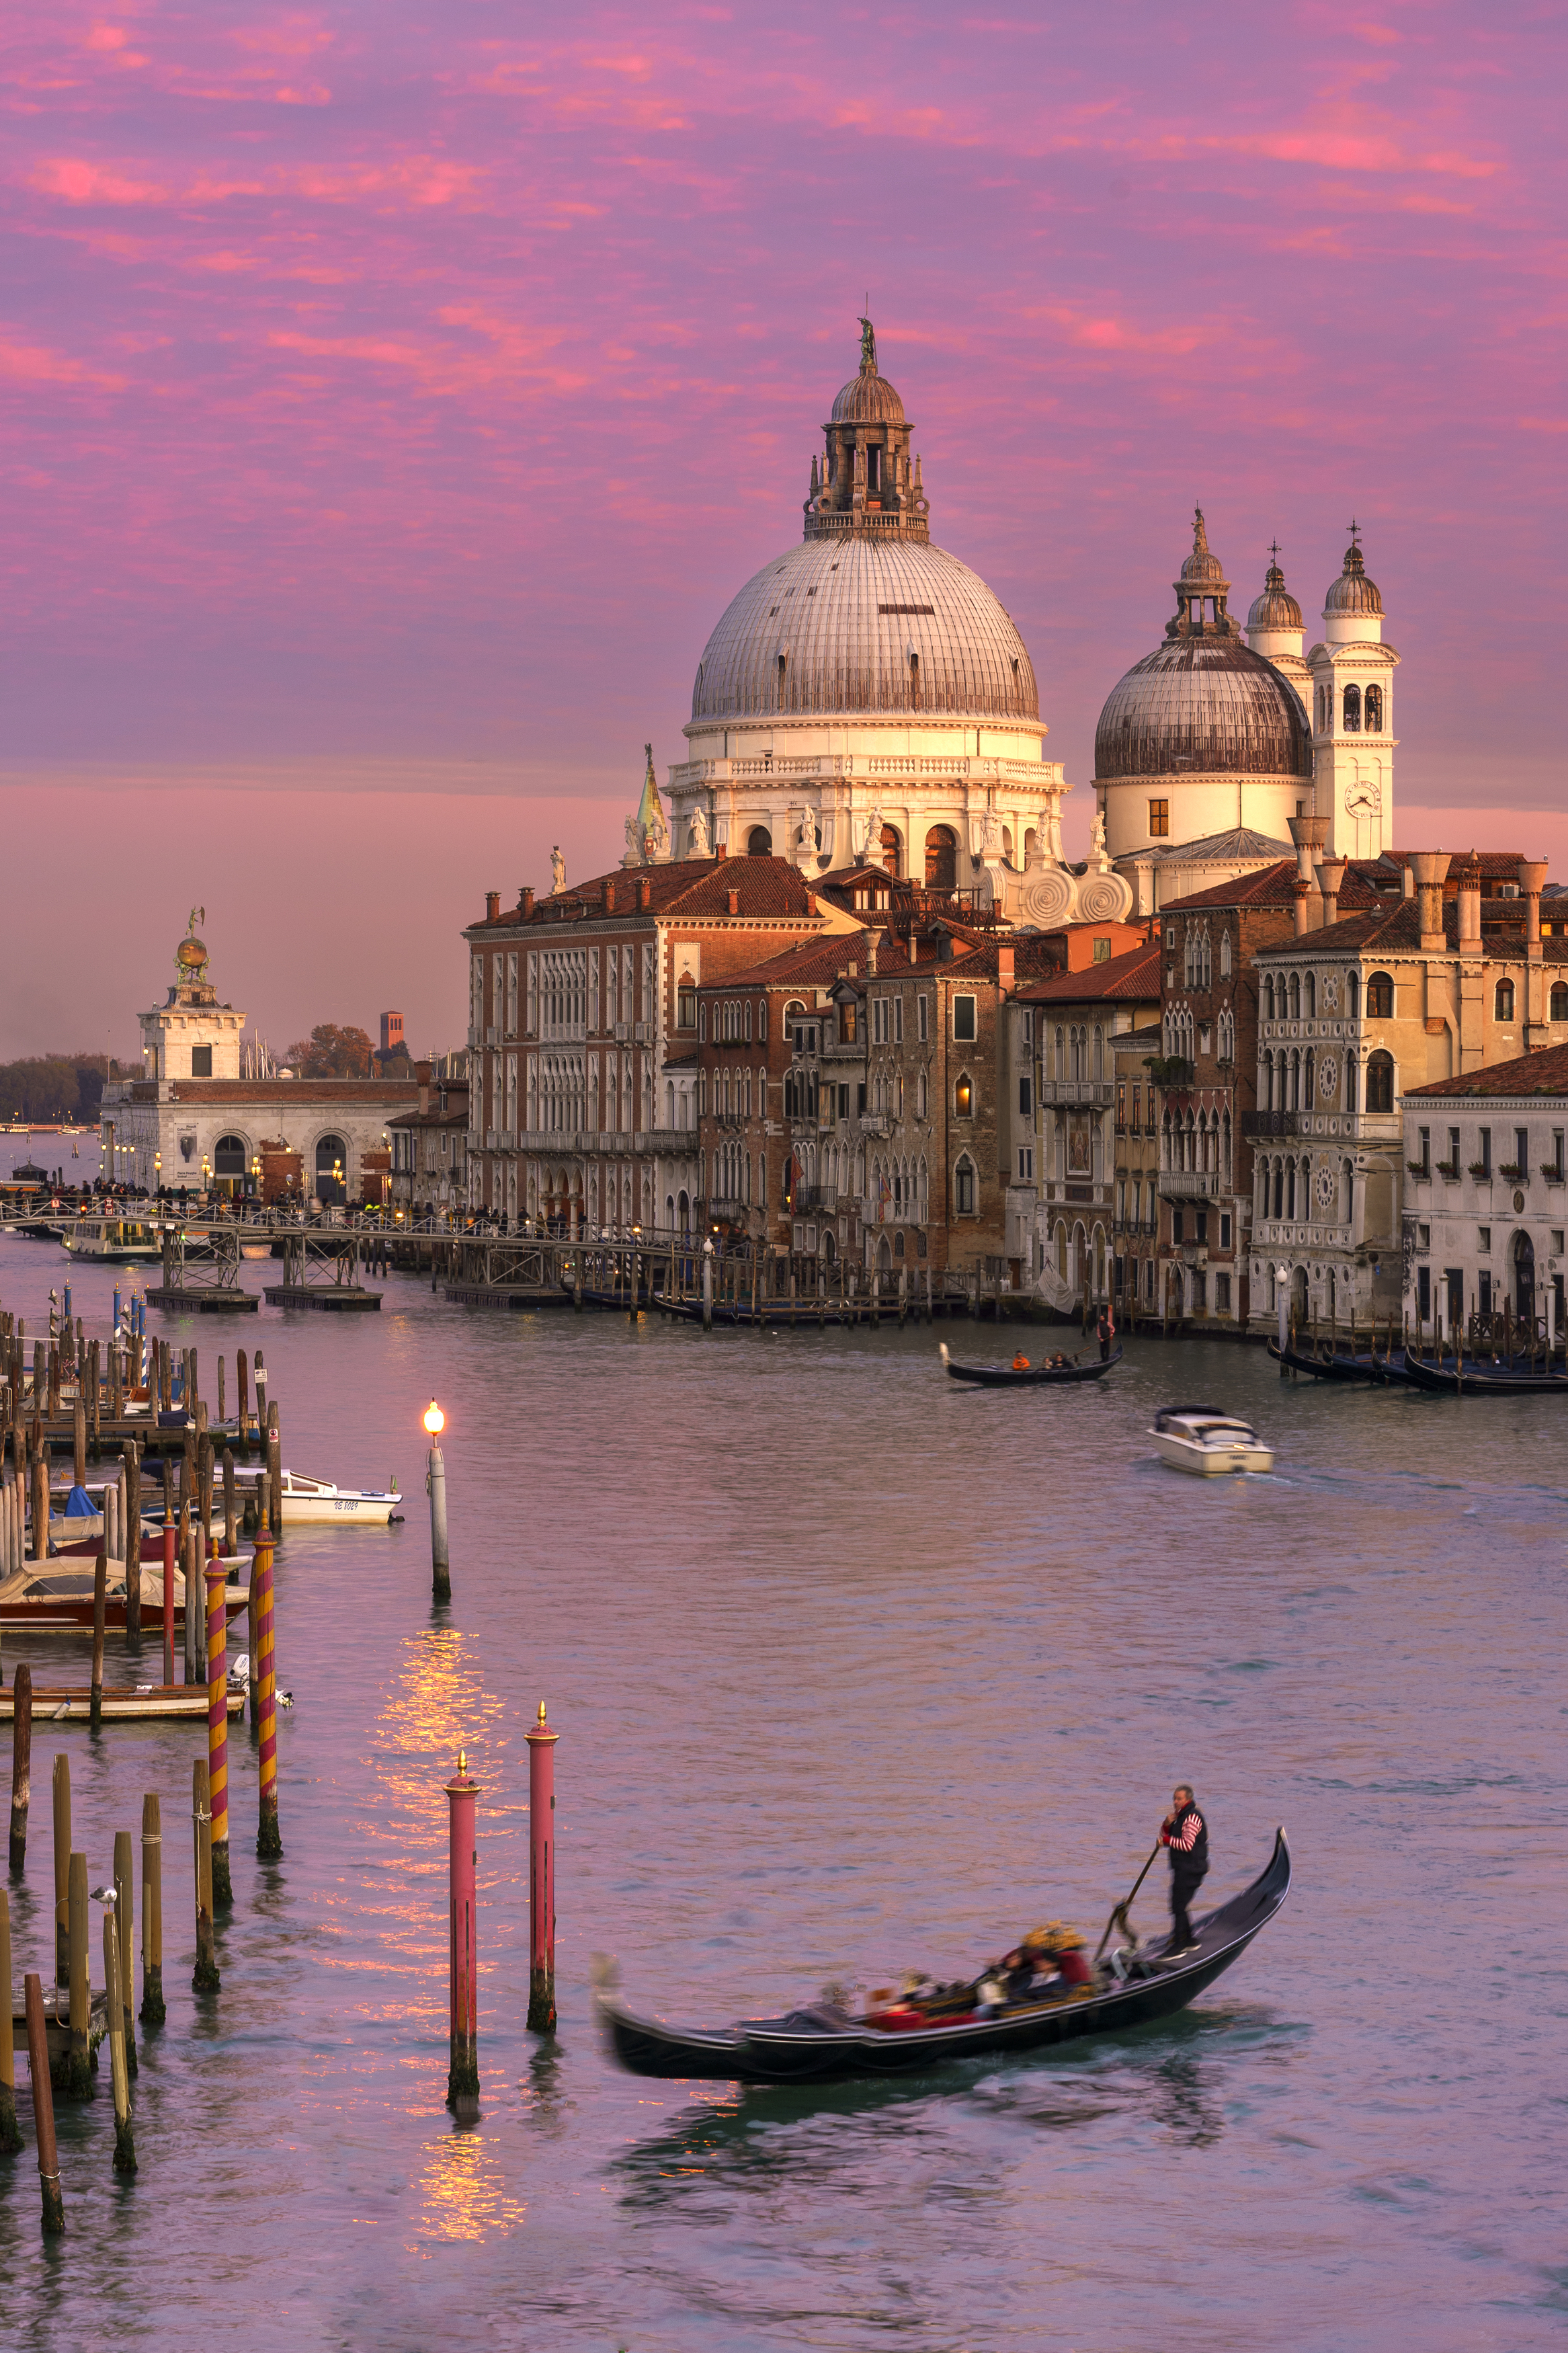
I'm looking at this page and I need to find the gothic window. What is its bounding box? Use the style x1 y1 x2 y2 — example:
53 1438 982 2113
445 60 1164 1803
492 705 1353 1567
1366 971 1394 1019
1262 1049 1274 1111
1272 1160 1284 1220
1364 684 1383 733
954 1072 974 1117
1346 971 1360 1019
1220 932 1232 980
1552 985 1568 1021
1304 1047 1315 1111
1305 972 1316 1018
1495 980 1516 1021
1263 975 1275 1022
1286 1160 1297 1221
1365 1050 1395 1113
1344 683 1362 731
1288 973 1301 1020
954 1156 976 1215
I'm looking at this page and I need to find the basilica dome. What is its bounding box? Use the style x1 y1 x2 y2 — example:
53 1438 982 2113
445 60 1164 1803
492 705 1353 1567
1095 512 1311 785
690 534 1039 725
1324 536 1383 620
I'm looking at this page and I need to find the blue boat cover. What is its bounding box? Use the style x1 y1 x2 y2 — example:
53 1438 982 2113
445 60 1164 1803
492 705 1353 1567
64 1485 97 1517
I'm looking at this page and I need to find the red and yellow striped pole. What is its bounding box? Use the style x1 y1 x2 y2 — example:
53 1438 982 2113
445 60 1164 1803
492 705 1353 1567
445 1750 479 2118
254 1531 281 1858
206 1554 232 1910
526 1701 558 2034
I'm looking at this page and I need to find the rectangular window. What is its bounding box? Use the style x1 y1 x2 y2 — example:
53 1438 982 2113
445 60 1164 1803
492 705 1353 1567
1515 1127 1529 1171
894 997 903 1044
917 995 929 1042
1417 1266 1431 1320
1017 1146 1034 1181
677 984 696 1031
953 994 977 1041
1215 1272 1231 1314
1220 1211 1232 1250
1478 1127 1491 1178
191 1045 212 1077
1478 1225 1491 1252
1196 1210 1208 1246
1020 1075 1033 1117
1092 937 1111 963
839 1083 850 1121
1419 1222 1431 1250
1554 1131 1565 1179
1417 1125 1430 1177
1172 1209 1184 1245
1116 1083 1125 1132
1447 1125 1460 1172
1479 1269 1493 1316
1149 799 1170 838
1555 1228 1566 1254
856 1082 866 1116
1132 1084 1141 1133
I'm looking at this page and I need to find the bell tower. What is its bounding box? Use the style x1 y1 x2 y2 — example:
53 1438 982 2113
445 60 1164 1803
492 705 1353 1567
1309 525 1399 862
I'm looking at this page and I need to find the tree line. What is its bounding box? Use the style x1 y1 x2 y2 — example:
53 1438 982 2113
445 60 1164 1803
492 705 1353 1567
283 1025 413 1078
0 1054 125 1123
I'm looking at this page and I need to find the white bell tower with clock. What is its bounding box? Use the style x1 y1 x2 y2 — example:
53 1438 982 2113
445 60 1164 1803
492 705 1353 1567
1308 526 1399 861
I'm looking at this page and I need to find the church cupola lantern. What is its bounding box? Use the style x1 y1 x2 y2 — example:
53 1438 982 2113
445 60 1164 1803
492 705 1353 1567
804 317 930 544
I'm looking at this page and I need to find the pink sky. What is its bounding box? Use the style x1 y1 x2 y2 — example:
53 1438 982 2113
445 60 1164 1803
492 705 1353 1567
2 1 1563 1058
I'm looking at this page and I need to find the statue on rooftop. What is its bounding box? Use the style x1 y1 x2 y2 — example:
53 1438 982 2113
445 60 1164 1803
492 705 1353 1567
550 844 565 894
858 315 877 372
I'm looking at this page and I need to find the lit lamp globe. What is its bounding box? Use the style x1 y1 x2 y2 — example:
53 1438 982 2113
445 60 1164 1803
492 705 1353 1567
423 1400 445 1437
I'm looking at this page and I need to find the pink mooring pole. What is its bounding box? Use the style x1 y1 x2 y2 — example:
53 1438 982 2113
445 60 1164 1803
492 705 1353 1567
161 1525 175 1688
444 1751 479 2119
526 1701 558 2033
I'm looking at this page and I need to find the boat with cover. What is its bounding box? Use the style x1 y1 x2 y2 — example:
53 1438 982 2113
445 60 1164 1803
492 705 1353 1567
940 1341 1122 1387
1401 1350 1568 1397
1151 1404 1274 1476
597 1831 1290 2085
61 1215 161 1264
1267 1339 1414 1386
260 1470 401 1525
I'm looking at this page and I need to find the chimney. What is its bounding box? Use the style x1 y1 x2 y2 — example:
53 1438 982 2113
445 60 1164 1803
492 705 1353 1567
1401 863 1415 899
520 887 534 919
1288 811 1327 887
485 891 501 922
1318 856 1348 928
1294 877 1313 938
727 889 739 916
867 930 878 975
604 879 615 914
997 943 1015 991
416 1059 431 1115
1519 857 1549 959
638 878 652 912
1409 850 1451 952
1456 852 1483 953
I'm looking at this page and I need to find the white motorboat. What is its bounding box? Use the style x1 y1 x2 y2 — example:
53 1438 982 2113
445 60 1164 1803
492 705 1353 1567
1151 1404 1274 1477
267 1470 402 1525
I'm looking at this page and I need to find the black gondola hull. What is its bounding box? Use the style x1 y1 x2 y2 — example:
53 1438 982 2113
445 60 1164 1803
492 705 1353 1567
1401 1351 1568 1396
599 1830 1289 2086
1267 1341 1416 1386
943 1347 1122 1387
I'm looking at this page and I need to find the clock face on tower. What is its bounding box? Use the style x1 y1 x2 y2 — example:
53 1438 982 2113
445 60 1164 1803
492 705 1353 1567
1344 778 1382 815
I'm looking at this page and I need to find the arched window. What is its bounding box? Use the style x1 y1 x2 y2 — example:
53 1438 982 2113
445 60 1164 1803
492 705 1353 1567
1346 971 1360 1019
1344 683 1362 731
1304 1047 1316 1111
1272 1160 1284 1220
1305 972 1316 1018
1220 932 1232 980
1262 1049 1274 1111
1365 1050 1395 1113
954 1072 973 1117
747 826 772 856
1288 973 1301 1019
1263 975 1275 1021
213 1133 247 1179
1286 1160 1297 1221
1552 984 1568 1021
1495 979 1516 1021
1346 1053 1359 1113
1093 1025 1104 1081
1289 1047 1301 1111
954 1155 976 1215
1221 1111 1231 1183
879 823 903 878
315 1133 349 1203
924 826 958 892
1366 971 1394 1019
1364 684 1383 733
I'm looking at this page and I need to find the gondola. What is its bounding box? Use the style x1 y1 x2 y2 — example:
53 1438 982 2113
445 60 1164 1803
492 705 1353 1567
940 1341 1122 1386
1267 1339 1415 1386
596 1829 1290 2086
1401 1351 1568 1397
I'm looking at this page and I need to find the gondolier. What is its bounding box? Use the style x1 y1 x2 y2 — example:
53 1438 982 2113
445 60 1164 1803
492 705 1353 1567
1159 1784 1208 1956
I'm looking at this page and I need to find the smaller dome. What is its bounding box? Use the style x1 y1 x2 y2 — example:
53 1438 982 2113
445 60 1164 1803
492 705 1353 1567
1325 538 1383 617
1247 558 1302 633
1179 508 1225 586
830 368 906 426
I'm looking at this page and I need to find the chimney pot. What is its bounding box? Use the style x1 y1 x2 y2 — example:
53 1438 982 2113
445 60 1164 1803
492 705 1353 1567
485 891 501 922
638 878 651 911
1293 877 1313 938
1319 856 1348 928
520 887 534 918
727 889 739 916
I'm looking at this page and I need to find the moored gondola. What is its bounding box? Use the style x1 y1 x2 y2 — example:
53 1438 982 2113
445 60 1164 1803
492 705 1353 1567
595 1829 1289 2085
940 1341 1122 1386
1401 1350 1568 1396
1267 1339 1415 1386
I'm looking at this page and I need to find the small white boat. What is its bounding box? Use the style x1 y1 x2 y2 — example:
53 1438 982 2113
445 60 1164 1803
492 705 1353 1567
271 1470 402 1525
1151 1404 1274 1477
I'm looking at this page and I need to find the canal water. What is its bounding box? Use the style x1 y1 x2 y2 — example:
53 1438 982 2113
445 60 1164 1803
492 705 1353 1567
1 1232 1564 2350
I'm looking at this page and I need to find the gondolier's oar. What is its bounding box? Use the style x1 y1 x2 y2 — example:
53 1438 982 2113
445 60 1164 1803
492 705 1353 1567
1094 1841 1161 1963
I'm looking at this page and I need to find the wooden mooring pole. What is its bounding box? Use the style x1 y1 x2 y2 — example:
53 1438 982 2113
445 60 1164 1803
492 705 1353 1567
139 1793 165 2025
102 1905 135 2173
254 1531 282 1858
0 1889 18 2153
52 1755 70 1987
114 1827 136 2077
64 1851 91 2097
23 1975 65 2233
8 1661 30 1870
192 1757 218 1993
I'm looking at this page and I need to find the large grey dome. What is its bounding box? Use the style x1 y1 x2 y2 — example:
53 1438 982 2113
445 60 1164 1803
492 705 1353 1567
690 535 1040 724
1094 639 1312 782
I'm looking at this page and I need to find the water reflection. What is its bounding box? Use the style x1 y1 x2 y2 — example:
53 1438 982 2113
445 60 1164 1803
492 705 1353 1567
418 2117 529 2242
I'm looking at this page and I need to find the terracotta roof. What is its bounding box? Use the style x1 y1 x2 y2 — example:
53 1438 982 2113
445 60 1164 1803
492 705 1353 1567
472 855 819 928
168 1080 417 1104
706 932 874 992
1253 900 1568 960
1159 859 1385 915
1385 849 1528 879
1018 942 1163 1004
1405 1043 1568 1099
1116 1023 1165 1049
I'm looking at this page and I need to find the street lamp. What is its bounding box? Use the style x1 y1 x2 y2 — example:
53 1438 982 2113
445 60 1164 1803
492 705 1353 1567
423 1402 450 1601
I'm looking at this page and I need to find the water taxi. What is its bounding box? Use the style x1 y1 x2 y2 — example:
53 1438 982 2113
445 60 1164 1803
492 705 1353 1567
61 1215 162 1265
1151 1404 1274 1476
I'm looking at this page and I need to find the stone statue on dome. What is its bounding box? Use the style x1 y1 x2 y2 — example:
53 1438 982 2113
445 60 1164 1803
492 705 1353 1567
550 844 566 894
688 803 710 859
858 315 877 372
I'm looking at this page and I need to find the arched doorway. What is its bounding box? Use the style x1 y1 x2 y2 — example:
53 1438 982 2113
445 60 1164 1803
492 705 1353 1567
876 1233 893 1273
924 825 958 891
879 823 903 879
677 1189 690 1236
822 1230 836 1264
1290 1265 1309 1324
1514 1230 1536 1325
747 826 772 856
213 1132 247 1194
315 1133 347 1205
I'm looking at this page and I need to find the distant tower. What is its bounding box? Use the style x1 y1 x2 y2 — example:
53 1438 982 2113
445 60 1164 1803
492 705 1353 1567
1245 545 1310 709
380 1012 404 1055
1308 526 1399 861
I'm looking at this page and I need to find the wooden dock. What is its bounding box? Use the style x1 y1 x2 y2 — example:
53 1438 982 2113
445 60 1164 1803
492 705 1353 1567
0 1684 245 1722
11 1984 108 2062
